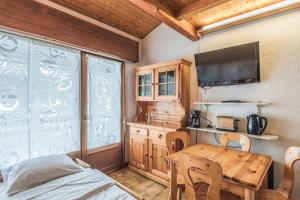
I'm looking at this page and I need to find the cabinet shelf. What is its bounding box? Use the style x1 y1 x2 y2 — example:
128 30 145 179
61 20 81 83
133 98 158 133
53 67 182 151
186 127 278 141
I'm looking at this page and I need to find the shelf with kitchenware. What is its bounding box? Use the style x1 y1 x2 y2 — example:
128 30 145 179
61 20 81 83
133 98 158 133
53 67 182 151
194 101 270 115
186 126 279 141
188 101 277 141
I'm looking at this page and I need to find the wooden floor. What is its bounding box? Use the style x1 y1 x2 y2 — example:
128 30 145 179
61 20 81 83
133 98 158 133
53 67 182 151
109 168 170 200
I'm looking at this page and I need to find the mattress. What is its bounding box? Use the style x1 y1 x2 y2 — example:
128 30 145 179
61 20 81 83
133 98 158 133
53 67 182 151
0 168 135 200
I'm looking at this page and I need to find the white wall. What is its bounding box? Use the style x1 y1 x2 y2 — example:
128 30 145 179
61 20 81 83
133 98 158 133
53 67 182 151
141 8 300 198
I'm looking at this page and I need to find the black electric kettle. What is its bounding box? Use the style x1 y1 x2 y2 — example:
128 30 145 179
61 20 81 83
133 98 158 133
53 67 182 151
247 114 268 135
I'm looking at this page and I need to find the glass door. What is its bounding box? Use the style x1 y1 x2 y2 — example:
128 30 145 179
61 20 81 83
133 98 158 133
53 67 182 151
155 65 179 100
81 53 123 171
87 55 121 149
136 70 154 101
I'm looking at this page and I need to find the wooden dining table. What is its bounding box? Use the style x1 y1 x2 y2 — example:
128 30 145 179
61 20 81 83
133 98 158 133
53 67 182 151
165 143 272 200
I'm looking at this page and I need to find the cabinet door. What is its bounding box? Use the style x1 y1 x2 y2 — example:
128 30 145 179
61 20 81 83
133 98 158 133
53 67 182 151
155 65 179 100
149 139 169 180
129 135 148 171
136 70 154 101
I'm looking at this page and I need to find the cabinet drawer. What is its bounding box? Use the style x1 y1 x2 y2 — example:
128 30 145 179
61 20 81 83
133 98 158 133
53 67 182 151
149 130 168 144
130 127 148 137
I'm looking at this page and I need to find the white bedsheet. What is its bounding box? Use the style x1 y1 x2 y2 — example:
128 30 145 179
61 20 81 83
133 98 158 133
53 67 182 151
0 182 5 194
0 168 135 200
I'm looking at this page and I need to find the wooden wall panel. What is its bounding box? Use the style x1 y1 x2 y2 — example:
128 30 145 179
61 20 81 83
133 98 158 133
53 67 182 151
86 145 122 172
0 0 139 62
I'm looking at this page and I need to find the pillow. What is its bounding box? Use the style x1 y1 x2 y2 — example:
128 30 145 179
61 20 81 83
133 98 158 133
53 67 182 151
1 166 12 183
1 155 83 196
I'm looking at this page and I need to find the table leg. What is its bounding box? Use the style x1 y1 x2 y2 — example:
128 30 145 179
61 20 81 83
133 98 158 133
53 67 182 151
169 163 178 200
262 175 269 189
245 188 255 200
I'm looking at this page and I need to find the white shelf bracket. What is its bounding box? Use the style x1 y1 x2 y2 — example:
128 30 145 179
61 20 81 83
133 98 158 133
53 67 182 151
256 105 261 115
197 104 201 110
198 104 208 112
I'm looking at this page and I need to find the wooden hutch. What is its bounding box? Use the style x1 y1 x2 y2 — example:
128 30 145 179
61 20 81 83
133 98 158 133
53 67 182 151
127 59 191 185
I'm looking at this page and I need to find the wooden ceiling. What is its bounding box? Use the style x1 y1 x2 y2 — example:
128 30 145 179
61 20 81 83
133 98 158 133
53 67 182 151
50 0 160 38
186 0 284 27
49 0 300 40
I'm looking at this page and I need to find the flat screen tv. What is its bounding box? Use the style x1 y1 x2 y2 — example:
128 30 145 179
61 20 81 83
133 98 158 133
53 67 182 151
195 42 260 87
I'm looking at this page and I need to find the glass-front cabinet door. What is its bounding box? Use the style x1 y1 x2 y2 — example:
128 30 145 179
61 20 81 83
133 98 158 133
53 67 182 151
155 65 179 100
136 70 154 101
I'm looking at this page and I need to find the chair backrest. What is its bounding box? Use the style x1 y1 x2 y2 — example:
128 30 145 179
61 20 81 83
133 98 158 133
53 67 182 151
220 133 251 152
180 153 223 200
277 146 300 198
166 131 190 155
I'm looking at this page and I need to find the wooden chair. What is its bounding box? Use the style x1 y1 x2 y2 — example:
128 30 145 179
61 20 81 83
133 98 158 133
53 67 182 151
180 153 238 200
166 131 190 200
166 131 190 155
220 133 251 152
256 146 300 200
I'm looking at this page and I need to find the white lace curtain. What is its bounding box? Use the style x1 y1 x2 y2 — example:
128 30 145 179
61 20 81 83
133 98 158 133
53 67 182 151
0 31 80 169
87 55 121 149
0 31 122 170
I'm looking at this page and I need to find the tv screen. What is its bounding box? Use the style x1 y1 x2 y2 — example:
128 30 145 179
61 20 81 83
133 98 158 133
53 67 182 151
195 42 260 87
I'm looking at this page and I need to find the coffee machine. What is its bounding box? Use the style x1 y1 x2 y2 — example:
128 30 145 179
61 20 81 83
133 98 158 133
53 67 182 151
188 110 201 128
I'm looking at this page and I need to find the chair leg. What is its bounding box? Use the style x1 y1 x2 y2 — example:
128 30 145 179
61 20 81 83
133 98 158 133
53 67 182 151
177 186 183 200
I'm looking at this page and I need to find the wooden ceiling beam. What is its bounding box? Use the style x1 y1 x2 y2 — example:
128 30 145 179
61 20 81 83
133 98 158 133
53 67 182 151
176 0 231 20
198 1 300 35
129 0 200 41
147 0 176 16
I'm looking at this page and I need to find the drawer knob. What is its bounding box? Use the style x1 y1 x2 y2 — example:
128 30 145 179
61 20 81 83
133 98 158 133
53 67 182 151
158 134 163 139
137 130 140 133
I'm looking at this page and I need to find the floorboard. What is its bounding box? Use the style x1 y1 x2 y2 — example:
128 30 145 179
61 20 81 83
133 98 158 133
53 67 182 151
109 168 170 200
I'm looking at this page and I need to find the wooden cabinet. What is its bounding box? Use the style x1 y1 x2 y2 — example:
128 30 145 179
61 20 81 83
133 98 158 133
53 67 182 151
127 124 180 185
128 59 191 186
155 65 179 100
149 139 169 180
129 134 147 171
148 129 169 179
136 70 154 101
135 59 190 102
129 127 148 171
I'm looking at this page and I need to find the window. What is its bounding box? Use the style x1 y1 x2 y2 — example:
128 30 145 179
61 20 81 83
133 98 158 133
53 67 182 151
0 32 80 169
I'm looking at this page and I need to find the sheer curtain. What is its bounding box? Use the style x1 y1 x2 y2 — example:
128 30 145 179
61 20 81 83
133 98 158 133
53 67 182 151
0 31 80 169
87 55 121 149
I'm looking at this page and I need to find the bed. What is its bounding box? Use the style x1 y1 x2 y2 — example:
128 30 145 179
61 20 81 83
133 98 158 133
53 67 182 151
0 157 143 200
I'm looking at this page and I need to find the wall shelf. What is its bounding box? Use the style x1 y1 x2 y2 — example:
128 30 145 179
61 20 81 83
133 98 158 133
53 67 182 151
193 101 270 114
186 127 279 141
194 101 270 106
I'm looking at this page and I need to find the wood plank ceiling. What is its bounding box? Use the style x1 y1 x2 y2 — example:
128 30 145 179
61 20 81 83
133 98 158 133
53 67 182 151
0 0 139 62
50 0 161 38
49 0 300 41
